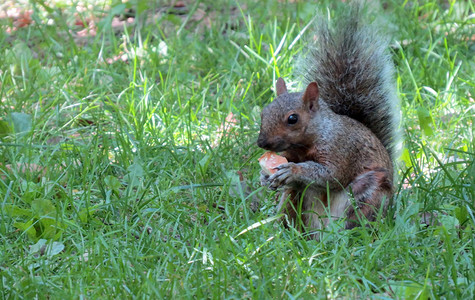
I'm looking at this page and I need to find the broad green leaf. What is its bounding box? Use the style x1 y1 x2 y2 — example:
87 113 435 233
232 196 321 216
127 162 144 177
4 204 32 217
401 148 413 168
45 241 65 257
31 199 55 217
10 112 32 135
29 239 47 254
417 107 434 136
13 220 37 240
391 282 430 300
6 41 32 62
104 175 121 193
164 14 182 26
126 161 144 188
455 206 468 224
0 119 11 136
78 205 100 223
39 217 66 240
29 238 64 259
21 181 39 204
439 214 459 231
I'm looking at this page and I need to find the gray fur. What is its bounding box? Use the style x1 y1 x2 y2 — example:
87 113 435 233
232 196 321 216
300 5 400 161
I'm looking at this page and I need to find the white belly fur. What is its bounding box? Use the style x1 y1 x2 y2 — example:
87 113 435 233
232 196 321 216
302 189 349 230
277 188 350 238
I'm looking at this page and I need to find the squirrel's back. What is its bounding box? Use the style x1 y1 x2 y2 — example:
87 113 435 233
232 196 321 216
301 5 400 160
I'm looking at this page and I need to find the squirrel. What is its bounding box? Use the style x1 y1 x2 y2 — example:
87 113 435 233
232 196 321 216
257 5 400 237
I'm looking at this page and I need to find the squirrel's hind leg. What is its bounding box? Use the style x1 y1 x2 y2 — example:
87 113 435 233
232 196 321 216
345 168 393 230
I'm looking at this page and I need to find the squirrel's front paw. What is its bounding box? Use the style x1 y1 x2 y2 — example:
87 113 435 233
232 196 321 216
259 170 272 188
267 162 301 190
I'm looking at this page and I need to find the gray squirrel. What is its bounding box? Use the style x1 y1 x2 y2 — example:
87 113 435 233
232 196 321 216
257 5 400 237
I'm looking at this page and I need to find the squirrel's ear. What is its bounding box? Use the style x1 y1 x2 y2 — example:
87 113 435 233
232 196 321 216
302 82 319 112
276 78 288 96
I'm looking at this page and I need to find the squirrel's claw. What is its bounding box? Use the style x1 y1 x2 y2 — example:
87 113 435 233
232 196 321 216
260 170 273 188
268 162 298 189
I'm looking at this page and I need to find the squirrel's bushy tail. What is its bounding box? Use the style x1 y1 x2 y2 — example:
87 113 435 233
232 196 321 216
302 5 400 160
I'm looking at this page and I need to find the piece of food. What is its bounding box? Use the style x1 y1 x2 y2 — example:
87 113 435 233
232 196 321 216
258 152 288 175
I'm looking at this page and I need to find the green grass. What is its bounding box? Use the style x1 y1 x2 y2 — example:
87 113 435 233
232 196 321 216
0 0 473 298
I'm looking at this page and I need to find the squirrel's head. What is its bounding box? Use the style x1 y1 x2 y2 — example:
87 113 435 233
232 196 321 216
257 78 320 152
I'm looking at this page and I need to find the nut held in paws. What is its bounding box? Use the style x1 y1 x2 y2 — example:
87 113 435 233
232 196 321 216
258 152 288 175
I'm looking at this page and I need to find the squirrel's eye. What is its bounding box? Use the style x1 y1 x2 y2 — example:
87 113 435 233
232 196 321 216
287 114 299 125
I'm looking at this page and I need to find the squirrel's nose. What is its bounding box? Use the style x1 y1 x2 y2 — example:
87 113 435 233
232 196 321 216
257 135 269 149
